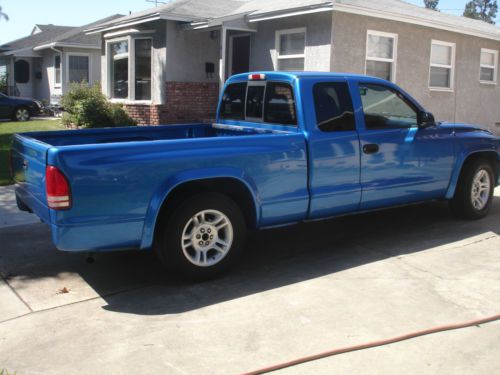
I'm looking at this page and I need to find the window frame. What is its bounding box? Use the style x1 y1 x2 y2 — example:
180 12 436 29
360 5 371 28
365 30 398 83
66 52 91 85
54 54 62 88
105 36 153 103
429 39 456 92
275 27 307 72
479 48 498 85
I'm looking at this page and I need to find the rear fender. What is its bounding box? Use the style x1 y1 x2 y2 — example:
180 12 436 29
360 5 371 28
139 167 260 250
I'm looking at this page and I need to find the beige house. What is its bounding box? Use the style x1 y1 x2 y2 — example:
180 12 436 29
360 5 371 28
85 0 500 133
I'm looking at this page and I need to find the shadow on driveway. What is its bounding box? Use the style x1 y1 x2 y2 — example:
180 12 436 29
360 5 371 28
1 197 499 316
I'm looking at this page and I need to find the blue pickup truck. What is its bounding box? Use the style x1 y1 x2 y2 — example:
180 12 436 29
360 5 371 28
10 72 500 279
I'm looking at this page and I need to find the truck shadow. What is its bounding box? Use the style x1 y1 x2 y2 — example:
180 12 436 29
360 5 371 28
1 196 499 316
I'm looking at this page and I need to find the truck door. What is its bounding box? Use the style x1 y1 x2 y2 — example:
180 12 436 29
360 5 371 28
355 82 455 210
306 80 362 219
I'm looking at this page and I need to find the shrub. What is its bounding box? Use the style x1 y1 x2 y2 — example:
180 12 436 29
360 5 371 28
0 74 7 95
61 82 136 128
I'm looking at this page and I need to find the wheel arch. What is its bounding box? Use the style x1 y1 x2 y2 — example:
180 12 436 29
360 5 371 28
140 169 260 250
446 149 500 199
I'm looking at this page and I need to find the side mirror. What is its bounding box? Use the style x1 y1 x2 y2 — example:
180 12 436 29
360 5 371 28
419 111 435 128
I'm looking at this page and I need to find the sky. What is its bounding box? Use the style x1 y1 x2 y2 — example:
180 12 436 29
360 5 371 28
0 0 499 44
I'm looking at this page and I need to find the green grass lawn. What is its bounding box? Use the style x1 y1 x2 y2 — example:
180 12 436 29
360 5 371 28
0 119 66 186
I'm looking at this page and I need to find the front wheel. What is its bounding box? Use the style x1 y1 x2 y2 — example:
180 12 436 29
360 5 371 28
155 193 247 280
450 159 495 220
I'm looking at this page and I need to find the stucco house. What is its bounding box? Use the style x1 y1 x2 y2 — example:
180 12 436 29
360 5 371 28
85 0 500 133
0 15 121 104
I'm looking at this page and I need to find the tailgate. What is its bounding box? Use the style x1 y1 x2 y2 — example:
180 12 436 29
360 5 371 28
11 134 51 223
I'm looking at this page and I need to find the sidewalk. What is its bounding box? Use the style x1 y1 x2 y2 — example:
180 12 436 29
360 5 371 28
0 185 40 229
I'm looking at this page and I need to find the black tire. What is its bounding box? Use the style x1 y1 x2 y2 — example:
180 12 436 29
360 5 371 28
13 106 31 122
450 159 495 220
155 193 247 280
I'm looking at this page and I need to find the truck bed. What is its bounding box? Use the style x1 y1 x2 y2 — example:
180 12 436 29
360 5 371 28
11 122 308 251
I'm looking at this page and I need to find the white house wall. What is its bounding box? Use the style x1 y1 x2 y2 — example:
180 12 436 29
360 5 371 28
165 20 220 83
250 12 333 72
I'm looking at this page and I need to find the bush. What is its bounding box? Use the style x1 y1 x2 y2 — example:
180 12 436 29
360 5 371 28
61 82 136 128
0 74 7 95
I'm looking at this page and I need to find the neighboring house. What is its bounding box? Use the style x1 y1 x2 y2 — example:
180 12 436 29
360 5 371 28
86 0 500 133
0 15 121 104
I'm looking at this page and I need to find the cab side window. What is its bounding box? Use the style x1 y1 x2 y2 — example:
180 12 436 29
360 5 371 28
359 83 418 129
313 82 355 132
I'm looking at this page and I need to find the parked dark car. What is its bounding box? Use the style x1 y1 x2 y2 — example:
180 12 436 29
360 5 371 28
0 93 41 121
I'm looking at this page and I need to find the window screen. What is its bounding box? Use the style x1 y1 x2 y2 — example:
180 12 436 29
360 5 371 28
313 82 355 132
264 82 297 126
246 85 265 119
68 55 89 83
220 82 247 120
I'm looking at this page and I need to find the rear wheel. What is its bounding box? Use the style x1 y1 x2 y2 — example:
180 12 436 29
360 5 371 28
13 107 30 122
155 193 247 280
450 159 495 220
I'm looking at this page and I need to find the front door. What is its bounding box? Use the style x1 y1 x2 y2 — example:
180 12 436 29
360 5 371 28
355 82 455 210
230 35 250 76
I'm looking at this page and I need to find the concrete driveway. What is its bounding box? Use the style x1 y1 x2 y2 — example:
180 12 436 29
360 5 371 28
0 186 499 374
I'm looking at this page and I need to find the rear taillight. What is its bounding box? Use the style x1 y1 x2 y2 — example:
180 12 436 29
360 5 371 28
46 166 71 210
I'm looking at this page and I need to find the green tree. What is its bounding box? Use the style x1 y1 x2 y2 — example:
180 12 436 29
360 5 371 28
0 5 8 21
463 0 498 24
424 0 439 10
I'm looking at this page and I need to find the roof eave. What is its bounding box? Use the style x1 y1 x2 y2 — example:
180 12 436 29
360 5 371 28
85 14 161 35
333 3 500 42
33 42 100 51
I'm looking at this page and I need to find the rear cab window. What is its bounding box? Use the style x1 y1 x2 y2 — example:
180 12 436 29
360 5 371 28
219 80 297 127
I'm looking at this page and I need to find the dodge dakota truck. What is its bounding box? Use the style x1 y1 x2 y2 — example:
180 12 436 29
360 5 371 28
10 72 500 279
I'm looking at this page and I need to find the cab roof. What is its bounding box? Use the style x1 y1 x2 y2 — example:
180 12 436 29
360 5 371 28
227 71 390 84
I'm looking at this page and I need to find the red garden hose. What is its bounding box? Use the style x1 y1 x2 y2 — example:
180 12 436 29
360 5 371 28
240 313 500 375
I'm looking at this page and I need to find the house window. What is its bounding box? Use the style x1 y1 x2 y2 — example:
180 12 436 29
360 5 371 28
68 55 90 84
480 49 498 84
276 28 306 71
365 31 397 82
109 40 129 99
135 39 152 101
107 38 153 101
429 40 455 90
54 54 61 87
